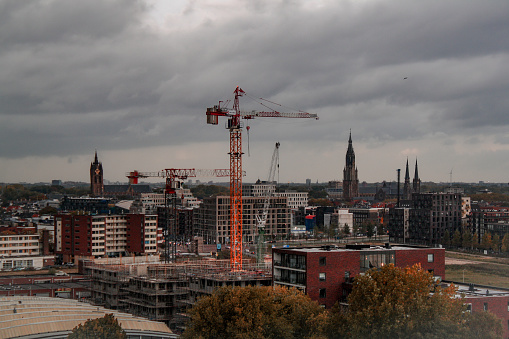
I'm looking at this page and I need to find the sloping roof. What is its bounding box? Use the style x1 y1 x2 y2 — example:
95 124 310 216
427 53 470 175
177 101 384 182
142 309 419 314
0 296 173 339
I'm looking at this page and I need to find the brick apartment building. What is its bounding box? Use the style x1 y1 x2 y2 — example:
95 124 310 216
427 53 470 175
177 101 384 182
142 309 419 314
273 244 445 309
55 214 158 263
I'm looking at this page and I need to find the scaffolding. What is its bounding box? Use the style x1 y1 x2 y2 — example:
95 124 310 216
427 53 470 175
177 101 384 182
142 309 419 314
84 258 272 331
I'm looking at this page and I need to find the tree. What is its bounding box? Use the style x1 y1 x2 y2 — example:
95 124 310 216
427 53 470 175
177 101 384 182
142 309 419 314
182 286 325 339
327 264 467 338
472 233 479 250
443 230 451 248
342 223 350 237
365 221 375 239
462 229 473 249
492 234 501 253
464 310 503 339
39 206 58 215
452 229 462 248
481 232 493 251
501 233 509 253
67 314 126 339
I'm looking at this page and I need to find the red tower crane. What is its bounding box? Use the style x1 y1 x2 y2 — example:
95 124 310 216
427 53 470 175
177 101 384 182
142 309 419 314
206 87 318 270
126 168 235 262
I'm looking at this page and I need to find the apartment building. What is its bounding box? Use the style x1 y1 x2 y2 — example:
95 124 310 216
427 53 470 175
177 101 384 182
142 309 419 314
55 214 158 263
273 244 445 309
194 196 291 244
389 192 462 246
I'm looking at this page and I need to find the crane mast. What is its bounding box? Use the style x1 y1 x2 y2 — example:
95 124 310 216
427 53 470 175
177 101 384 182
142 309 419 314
125 168 233 263
207 86 317 271
256 142 280 264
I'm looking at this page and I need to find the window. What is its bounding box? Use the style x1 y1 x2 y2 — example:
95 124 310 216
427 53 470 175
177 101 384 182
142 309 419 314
484 302 488 311
507 301 509 312
465 303 472 313
428 254 434 263
319 273 326 281
319 288 326 298
319 257 326 266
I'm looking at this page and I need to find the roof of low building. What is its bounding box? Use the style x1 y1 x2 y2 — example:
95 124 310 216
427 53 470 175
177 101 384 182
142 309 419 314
0 296 173 339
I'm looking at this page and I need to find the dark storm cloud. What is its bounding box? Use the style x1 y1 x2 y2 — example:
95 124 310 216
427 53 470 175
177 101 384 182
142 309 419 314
1 0 509 173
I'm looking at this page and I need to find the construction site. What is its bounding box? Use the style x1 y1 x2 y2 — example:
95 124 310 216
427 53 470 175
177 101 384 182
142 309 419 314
83 87 317 331
84 257 272 330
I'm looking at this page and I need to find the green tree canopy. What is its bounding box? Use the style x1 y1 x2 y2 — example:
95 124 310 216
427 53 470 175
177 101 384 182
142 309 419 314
67 314 126 339
182 286 326 339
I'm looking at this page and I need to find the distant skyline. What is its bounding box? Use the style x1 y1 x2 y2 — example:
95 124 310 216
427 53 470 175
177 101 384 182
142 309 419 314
2 1 509 184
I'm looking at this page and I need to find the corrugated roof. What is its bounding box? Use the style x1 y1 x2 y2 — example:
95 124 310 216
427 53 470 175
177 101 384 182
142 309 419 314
0 296 173 339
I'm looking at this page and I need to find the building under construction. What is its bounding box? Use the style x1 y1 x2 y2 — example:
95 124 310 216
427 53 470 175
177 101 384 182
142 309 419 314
83 257 272 331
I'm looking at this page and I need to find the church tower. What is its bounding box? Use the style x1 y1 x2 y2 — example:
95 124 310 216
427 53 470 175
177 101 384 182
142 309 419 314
413 158 421 194
403 158 411 200
90 150 104 197
342 131 359 201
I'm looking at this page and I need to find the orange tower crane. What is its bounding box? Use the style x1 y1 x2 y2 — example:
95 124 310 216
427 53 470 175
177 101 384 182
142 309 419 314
206 86 318 270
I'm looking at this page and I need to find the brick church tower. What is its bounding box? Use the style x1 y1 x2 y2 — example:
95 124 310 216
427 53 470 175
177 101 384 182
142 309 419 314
342 131 359 201
90 150 104 197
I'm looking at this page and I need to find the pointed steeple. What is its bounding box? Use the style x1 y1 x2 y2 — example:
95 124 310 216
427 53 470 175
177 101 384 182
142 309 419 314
403 158 411 199
414 158 419 180
413 158 421 194
404 158 410 181
94 149 98 164
345 129 355 167
343 130 359 201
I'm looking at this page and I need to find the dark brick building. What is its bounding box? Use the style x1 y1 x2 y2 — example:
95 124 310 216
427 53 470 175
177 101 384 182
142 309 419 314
389 192 462 246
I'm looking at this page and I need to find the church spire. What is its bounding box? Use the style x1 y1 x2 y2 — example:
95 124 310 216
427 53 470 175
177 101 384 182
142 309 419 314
414 158 419 180
413 158 421 194
403 158 411 200
343 130 359 201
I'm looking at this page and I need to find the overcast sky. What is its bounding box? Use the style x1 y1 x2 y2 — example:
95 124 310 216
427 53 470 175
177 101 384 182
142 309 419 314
1 0 509 185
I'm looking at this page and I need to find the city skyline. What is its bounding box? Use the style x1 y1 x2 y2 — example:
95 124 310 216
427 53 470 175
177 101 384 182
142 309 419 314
1 1 509 184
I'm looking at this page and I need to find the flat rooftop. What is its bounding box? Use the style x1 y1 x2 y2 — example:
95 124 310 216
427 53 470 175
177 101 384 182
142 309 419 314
274 244 439 253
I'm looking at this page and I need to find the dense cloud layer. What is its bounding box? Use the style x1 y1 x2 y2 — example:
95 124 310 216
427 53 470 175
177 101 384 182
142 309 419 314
1 0 509 183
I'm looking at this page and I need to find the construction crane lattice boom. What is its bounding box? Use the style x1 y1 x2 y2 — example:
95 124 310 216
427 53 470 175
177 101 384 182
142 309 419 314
207 86 318 271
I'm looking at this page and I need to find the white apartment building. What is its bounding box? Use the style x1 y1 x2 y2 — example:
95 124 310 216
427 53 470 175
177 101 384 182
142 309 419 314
139 190 200 213
0 233 39 258
244 183 308 209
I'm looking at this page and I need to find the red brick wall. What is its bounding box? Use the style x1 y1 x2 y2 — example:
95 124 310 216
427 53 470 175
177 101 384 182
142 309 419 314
395 248 445 279
126 214 144 254
305 251 360 309
466 295 509 338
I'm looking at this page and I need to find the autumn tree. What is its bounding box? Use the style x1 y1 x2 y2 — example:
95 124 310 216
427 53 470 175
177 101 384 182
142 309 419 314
481 232 493 251
501 233 509 253
326 264 467 338
67 314 126 339
464 310 503 339
182 285 326 339
492 234 501 253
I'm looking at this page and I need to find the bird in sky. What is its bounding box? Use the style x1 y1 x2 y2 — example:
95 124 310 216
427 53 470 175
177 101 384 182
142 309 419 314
404 77 408 79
